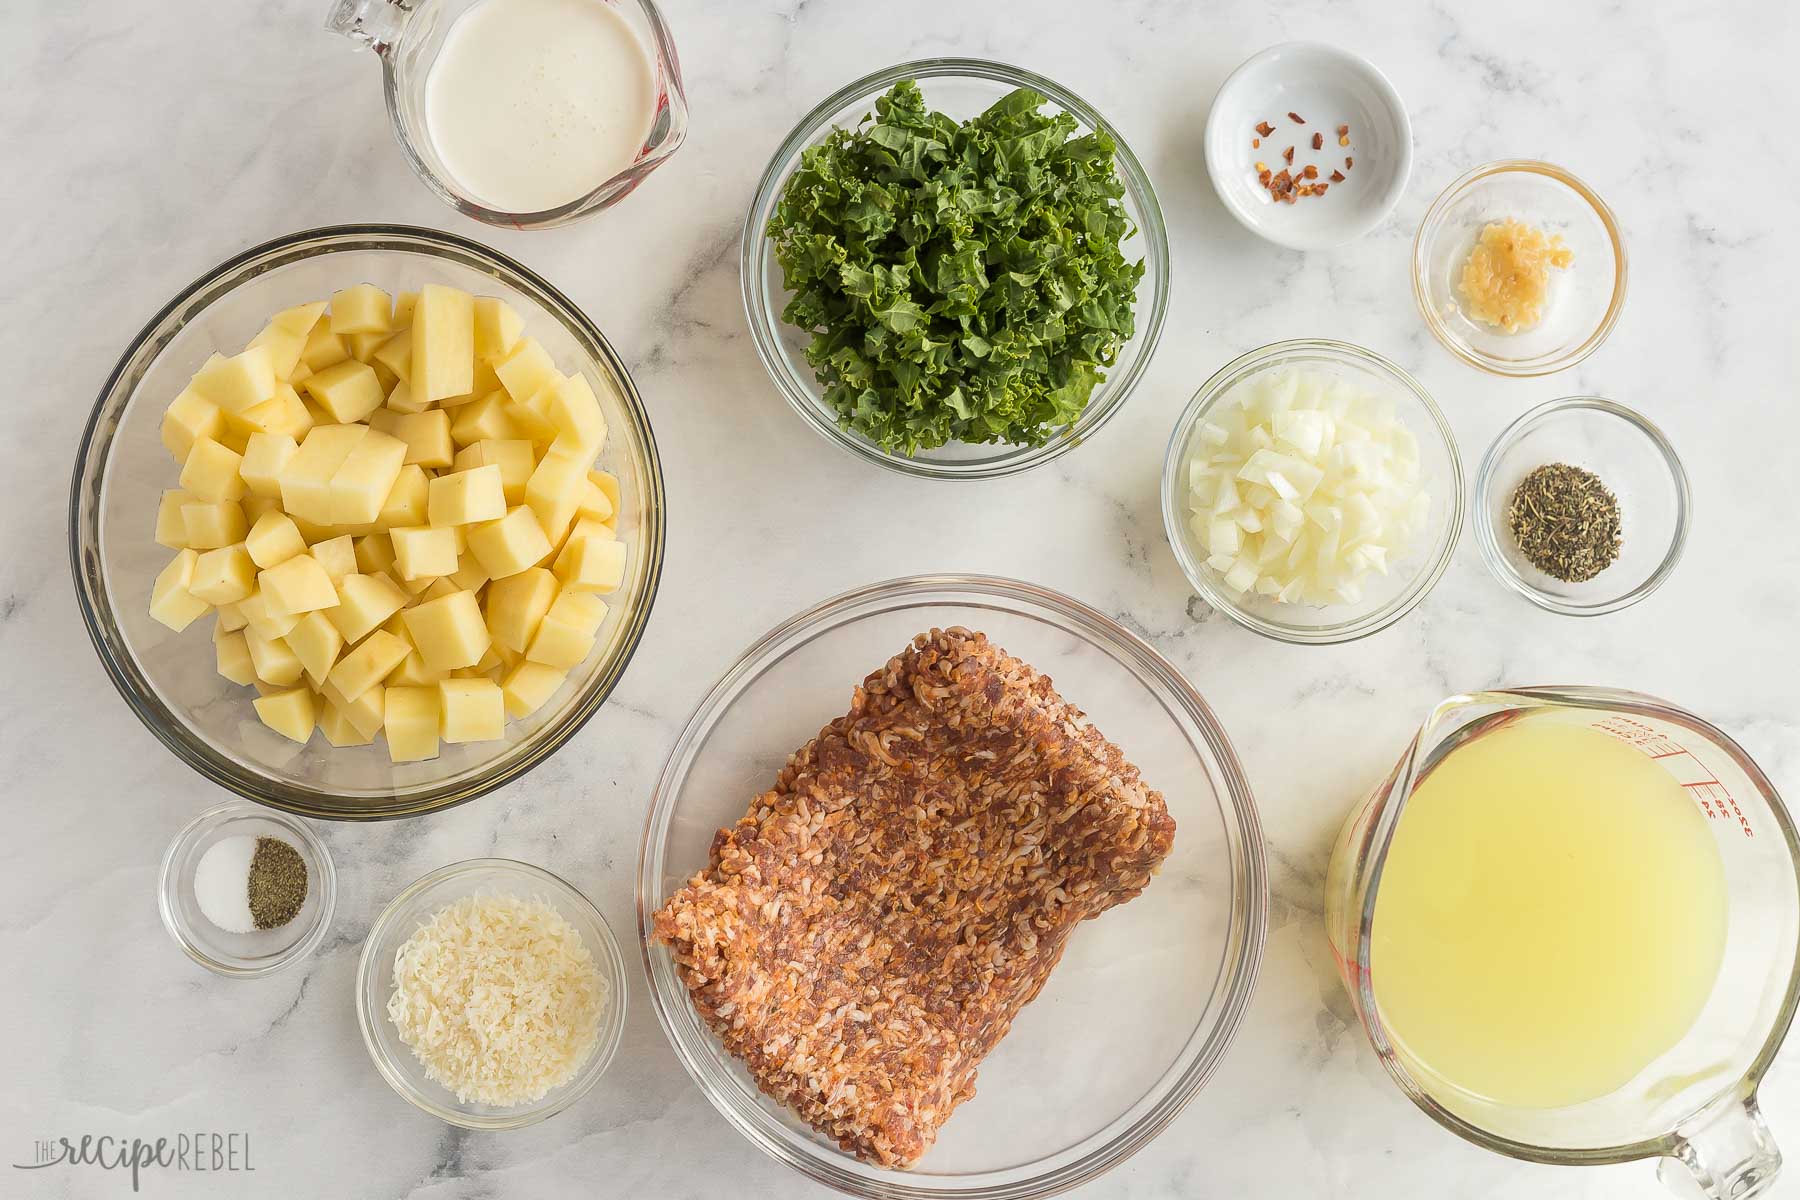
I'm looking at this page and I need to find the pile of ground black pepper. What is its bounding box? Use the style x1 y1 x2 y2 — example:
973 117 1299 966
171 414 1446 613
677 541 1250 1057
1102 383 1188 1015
248 836 308 930
1508 463 1622 583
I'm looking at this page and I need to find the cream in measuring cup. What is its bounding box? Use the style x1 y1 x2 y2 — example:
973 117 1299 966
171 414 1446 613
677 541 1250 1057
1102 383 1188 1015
424 0 656 214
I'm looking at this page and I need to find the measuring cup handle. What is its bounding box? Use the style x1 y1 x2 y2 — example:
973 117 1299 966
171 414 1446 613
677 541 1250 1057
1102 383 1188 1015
1658 1091 1782 1199
323 0 415 53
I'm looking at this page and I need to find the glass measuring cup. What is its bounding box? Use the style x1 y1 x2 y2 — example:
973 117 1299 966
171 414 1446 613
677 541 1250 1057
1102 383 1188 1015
1325 687 1799 1198
325 0 688 228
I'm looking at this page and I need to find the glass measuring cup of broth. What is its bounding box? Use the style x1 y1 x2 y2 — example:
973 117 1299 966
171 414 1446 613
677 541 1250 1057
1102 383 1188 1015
326 0 688 228
1325 687 1799 1199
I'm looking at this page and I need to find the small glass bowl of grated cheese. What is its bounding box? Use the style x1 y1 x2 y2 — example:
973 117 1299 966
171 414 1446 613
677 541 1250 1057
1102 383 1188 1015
356 859 628 1129
1162 340 1464 645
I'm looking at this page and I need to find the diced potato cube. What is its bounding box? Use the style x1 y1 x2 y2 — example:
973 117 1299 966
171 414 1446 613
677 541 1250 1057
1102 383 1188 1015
397 571 437 596
483 567 557 654
264 383 316 441
241 493 279 524
472 297 524 363
524 448 587 546
493 337 556 404
264 301 324 336
303 359 386 424
239 431 299 498
453 438 535 504
390 525 460 580
283 610 343 685
322 677 385 739
239 586 299 639
311 534 357 583
386 645 448 687
372 329 412 385
501 661 566 718
384 686 440 762
161 388 225 460
391 291 418 325
280 424 366 525
594 471 622 521
259 553 339 615
575 475 615 524
191 346 277 414
253 687 315 743
155 490 194 549
189 543 257 605
330 284 394 335
551 516 613 572
526 588 605 669
244 625 304 686
179 437 246 503
557 534 627 595
384 377 426 415
150 548 211 631
300 320 350 372
318 700 375 747
215 600 248 632
467 505 551 580
442 550 489 593
244 510 305 569
324 572 407 644
448 391 516 445
439 677 505 742
354 532 397 577
368 408 453 468
427 464 506 526
215 628 256 685
375 463 430 530
413 284 475 404
402 589 489 671
247 321 308 380
504 391 559 446
328 629 411 701
542 373 606 454
180 500 247 550
214 424 251 454
418 577 462 604
329 428 407 525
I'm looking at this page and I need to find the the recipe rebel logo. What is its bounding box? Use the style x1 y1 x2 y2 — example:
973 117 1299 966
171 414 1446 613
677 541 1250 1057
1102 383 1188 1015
12 1131 255 1192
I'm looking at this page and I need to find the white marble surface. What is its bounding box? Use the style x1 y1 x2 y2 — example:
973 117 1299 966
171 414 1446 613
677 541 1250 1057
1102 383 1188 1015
4 0 1798 1196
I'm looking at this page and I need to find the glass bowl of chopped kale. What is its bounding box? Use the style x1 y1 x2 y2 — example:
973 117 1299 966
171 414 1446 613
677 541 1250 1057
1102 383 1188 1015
743 60 1169 479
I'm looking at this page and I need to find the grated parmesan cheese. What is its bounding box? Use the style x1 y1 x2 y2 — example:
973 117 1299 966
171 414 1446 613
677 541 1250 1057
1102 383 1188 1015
387 891 607 1107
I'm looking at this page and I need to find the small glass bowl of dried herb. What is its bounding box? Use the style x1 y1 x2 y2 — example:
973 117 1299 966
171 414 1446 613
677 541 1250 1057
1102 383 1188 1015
159 801 336 977
1475 396 1690 616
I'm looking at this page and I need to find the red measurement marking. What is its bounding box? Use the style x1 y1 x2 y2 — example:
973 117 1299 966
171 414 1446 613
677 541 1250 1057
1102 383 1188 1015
1590 718 1755 838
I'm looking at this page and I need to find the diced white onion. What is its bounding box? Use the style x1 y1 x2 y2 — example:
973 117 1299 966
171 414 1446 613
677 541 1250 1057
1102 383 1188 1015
1181 368 1431 607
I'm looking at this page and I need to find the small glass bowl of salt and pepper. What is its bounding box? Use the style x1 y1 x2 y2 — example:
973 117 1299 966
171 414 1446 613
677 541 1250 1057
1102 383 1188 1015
160 801 337 977
1474 396 1691 617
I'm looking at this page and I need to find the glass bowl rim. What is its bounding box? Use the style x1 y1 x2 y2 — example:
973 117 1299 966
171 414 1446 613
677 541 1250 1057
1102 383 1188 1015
740 57 1171 481
353 856 630 1130
1473 395 1690 616
158 799 339 978
68 223 666 822
1160 339 1466 645
635 572 1268 1198
1411 159 1628 378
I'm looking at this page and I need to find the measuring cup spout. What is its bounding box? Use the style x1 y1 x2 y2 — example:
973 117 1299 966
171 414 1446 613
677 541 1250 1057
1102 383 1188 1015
1658 1090 1781 1199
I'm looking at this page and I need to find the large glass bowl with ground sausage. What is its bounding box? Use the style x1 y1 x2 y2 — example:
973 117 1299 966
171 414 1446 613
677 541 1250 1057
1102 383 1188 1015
637 573 1267 1199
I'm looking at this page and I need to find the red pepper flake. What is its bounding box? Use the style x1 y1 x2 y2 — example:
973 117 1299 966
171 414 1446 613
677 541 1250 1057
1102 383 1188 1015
1302 164 1319 179
1269 168 1296 202
1254 120 1275 138
1337 124 1349 137
1282 145 1295 165
1345 155 1354 169
1251 137 1260 148
1311 132 1324 150
1288 111 1305 124
1329 169 1345 182
1314 183 1329 194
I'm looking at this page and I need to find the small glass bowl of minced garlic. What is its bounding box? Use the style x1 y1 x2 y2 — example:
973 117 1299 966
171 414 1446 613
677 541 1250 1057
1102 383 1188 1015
1413 160 1626 377
159 801 336 977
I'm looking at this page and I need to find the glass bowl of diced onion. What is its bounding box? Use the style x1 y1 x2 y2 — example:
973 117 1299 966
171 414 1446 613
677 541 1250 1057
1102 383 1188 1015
69 225 665 820
1160 339 1463 644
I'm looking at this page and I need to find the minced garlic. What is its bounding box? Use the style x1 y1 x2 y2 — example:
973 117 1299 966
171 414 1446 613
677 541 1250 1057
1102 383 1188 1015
1457 219 1574 333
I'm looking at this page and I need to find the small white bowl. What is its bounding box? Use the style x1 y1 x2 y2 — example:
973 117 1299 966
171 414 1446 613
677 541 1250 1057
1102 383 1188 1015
1204 43 1412 250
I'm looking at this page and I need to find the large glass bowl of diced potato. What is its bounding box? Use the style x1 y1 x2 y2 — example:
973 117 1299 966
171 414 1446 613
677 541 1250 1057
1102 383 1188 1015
70 225 665 820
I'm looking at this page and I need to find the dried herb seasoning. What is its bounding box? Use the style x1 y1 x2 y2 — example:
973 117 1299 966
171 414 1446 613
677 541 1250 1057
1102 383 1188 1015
1509 463 1622 582
248 836 308 930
